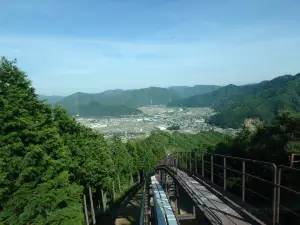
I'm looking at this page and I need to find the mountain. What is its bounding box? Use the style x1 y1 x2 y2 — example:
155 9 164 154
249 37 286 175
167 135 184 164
62 101 142 117
168 75 294 108
168 74 300 128
38 95 64 104
208 74 300 128
57 85 220 110
169 85 221 98
57 87 182 108
101 89 124 97
104 87 181 106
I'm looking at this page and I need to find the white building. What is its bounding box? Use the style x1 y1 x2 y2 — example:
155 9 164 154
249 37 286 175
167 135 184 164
154 125 167 131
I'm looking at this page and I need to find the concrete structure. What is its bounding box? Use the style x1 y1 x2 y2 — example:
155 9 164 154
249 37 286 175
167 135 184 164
151 176 178 225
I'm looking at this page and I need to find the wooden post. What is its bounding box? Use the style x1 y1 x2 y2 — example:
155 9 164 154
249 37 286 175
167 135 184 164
175 182 180 214
117 175 121 192
88 186 96 224
83 194 89 225
186 153 188 169
97 188 101 210
190 153 192 171
195 152 197 173
130 173 134 185
101 189 107 212
104 192 107 211
166 174 168 195
138 172 141 183
202 154 204 177
211 155 214 183
112 181 116 202
290 153 295 168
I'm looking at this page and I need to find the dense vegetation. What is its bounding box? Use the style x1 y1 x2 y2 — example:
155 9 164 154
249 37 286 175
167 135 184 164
169 74 300 128
144 131 223 153
60 101 142 117
167 125 180 130
168 85 220 98
207 111 300 224
0 58 223 224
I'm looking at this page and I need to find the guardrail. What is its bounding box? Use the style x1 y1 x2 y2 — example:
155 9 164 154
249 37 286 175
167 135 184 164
276 166 300 224
289 153 300 167
139 181 151 225
159 152 300 225
160 165 222 225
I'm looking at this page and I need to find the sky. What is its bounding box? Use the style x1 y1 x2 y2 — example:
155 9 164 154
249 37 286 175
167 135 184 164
1 0 300 96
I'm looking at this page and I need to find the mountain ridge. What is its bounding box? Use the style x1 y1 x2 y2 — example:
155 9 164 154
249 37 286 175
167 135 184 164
38 95 64 104
168 73 300 128
56 85 221 116
64 101 142 117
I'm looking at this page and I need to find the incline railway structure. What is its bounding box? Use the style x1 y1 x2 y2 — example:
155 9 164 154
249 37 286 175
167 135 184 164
139 152 300 225
84 151 299 225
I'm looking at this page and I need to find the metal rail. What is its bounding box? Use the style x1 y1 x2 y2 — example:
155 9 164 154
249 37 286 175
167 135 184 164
161 166 223 225
139 184 146 225
276 166 300 224
151 175 179 225
140 181 151 225
160 152 277 225
159 152 300 225
174 151 277 224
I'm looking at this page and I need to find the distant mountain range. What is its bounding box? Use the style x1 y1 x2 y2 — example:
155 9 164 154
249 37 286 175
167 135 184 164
38 95 64 104
40 74 300 126
64 101 142 117
168 85 220 98
168 74 300 128
55 85 221 117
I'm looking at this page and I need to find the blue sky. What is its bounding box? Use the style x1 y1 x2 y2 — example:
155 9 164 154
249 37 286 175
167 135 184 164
1 0 300 95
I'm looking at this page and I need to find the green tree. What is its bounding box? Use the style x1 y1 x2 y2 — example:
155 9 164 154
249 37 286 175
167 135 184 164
0 57 83 224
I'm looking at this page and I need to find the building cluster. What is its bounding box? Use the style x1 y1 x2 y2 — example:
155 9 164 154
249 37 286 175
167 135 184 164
76 106 237 141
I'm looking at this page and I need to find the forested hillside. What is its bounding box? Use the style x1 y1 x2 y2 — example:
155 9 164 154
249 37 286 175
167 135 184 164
208 74 300 128
57 87 181 108
169 74 300 128
142 131 223 153
168 75 293 108
60 101 142 117
207 111 300 224
56 87 181 116
0 57 223 224
168 85 221 98
56 84 220 115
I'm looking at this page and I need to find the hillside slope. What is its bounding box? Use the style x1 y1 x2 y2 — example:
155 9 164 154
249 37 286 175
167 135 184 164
168 75 293 108
57 84 219 110
208 74 300 128
60 101 142 117
168 74 300 128
57 87 181 108
168 85 221 98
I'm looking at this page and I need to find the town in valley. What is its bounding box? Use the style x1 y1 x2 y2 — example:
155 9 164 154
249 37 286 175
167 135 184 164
75 105 237 141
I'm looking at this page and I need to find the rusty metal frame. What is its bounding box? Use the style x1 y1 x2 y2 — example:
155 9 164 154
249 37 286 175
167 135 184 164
164 152 278 225
276 166 300 224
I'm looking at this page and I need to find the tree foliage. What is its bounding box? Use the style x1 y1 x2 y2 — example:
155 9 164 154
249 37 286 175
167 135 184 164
211 111 300 225
0 57 83 224
0 58 223 224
